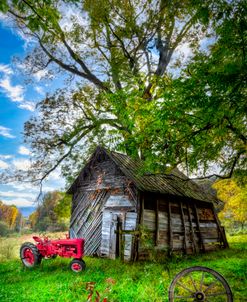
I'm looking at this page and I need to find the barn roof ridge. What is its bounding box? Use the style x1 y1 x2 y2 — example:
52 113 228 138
67 146 223 209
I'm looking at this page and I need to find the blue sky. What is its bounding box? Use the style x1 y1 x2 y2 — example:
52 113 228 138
0 22 64 209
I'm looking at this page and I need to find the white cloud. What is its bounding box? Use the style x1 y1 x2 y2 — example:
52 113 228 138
48 170 61 181
12 159 31 171
34 86 44 95
0 12 8 22
0 63 35 111
1 197 35 207
18 101 35 111
18 146 31 156
0 191 36 199
0 125 15 138
0 76 25 102
0 64 13 75
0 159 9 169
7 182 40 192
42 185 58 192
34 69 50 81
0 13 35 47
7 182 61 194
0 155 13 159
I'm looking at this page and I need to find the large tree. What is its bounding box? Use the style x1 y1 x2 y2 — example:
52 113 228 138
0 0 246 185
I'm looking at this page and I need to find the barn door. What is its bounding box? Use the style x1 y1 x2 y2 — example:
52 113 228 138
100 210 137 260
101 210 120 259
123 212 137 261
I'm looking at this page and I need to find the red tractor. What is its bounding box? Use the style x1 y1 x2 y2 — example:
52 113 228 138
20 235 86 272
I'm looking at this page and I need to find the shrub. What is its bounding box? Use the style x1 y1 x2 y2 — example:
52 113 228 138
0 238 17 260
47 222 68 232
0 221 9 237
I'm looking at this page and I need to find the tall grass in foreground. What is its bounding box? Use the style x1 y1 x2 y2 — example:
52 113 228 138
0 233 246 301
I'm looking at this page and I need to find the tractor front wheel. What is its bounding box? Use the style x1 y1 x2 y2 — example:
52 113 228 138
70 259 86 272
20 242 42 268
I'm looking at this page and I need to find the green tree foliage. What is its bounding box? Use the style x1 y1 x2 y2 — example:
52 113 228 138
54 193 72 220
153 2 247 177
213 180 247 231
0 0 246 184
29 191 71 231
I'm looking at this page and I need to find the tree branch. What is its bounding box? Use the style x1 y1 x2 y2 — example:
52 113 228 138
107 20 136 72
225 116 247 144
37 36 111 92
60 34 111 92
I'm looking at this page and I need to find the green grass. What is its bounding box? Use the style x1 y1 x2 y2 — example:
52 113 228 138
0 234 246 301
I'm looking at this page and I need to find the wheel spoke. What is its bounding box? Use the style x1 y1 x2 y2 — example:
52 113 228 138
177 281 194 293
200 272 205 291
177 281 194 294
204 280 218 293
206 292 227 297
189 274 198 292
175 295 194 299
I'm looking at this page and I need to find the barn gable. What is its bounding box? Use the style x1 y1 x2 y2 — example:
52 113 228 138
68 147 128 194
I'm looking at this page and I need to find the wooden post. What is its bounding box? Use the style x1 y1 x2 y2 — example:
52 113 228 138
136 190 141 225
221 226 229 248
109 214 118 259
186 202 198 253
118 218 123 260
180 201 188 254
134 191 141 262
193 203 205 252
212 205 229 248
140 194 144 225
130 234 135 262
168 200 173 254
155 199 159 246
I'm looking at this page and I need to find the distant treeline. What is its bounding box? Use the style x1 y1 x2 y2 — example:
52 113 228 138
0 201 23 236
29 191 71 232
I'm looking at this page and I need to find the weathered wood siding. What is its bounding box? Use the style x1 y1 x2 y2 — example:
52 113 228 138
70 148 226 260
100 209 137 261
70 189 111 255
139 193 224 258
70 154 129 192
70 150 138 259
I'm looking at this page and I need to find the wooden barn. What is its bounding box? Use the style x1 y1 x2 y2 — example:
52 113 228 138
68 146 228 261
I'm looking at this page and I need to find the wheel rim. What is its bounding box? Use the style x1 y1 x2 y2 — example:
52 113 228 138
71 263 82 272
22 248 35 266
169 266 233 301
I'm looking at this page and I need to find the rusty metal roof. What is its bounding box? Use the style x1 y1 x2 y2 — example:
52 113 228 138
68 146 223 208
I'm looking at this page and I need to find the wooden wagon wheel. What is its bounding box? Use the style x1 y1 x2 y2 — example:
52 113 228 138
168 266 233 302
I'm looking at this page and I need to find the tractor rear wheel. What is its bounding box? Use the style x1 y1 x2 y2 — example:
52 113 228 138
20 242 42 268
70 259 86 272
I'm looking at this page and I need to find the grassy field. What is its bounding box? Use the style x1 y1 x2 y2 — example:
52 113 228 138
0 233 246 301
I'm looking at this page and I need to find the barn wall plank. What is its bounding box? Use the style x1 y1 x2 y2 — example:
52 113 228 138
70 189 111 255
